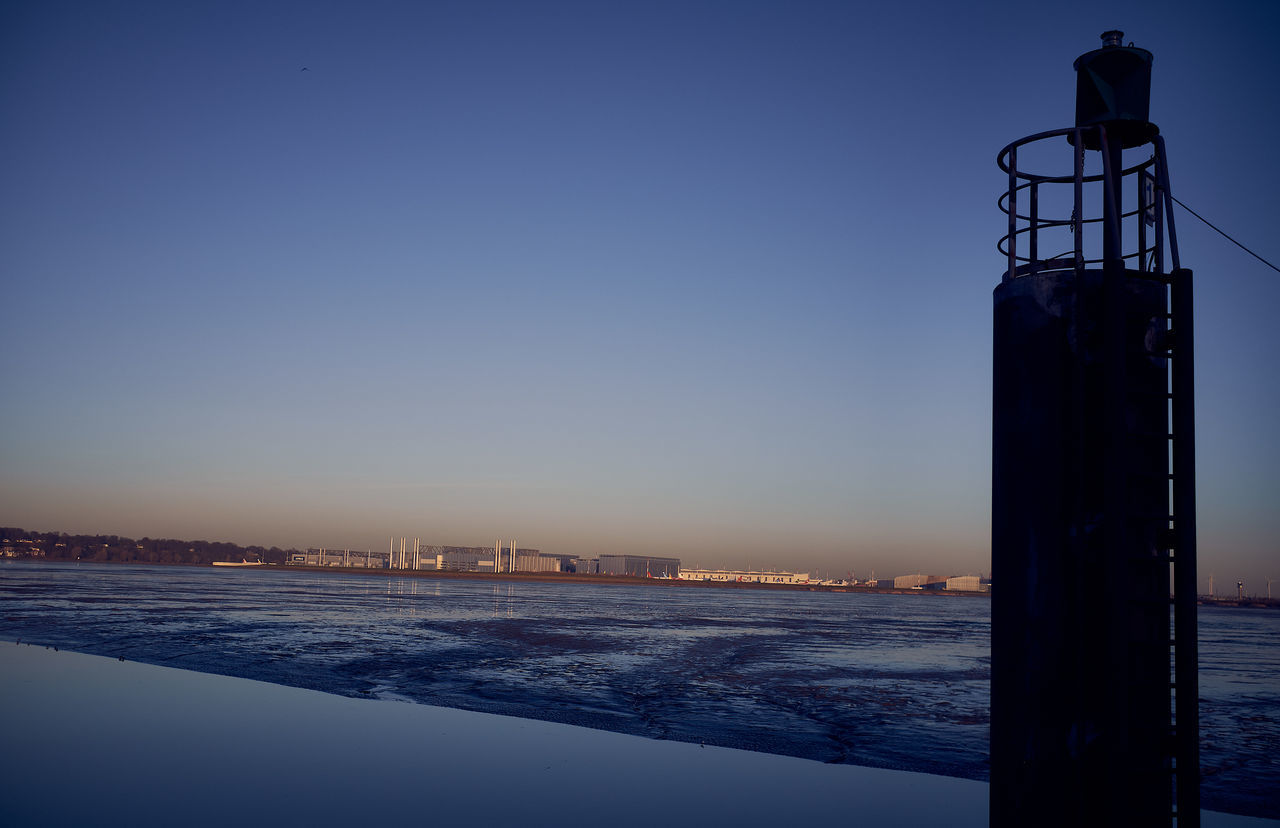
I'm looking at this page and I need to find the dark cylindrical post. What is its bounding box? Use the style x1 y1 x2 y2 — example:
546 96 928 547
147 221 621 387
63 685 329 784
1101 128 1124 269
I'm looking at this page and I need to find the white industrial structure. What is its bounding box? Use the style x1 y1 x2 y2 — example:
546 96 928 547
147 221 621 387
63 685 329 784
679 568 810 585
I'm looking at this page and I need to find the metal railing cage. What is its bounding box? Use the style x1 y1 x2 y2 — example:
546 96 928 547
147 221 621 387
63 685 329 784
997 124 1181 282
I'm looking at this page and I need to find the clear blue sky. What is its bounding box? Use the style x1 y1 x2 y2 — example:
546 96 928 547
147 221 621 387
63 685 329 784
2 0 1277 591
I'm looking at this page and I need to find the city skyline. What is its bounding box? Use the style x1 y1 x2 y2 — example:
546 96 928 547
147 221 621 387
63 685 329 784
2 1 1277 592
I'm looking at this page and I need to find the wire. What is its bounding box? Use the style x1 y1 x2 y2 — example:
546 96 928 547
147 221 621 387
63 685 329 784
1171 195 1280 274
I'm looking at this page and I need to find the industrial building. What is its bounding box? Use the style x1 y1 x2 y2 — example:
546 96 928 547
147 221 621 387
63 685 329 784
415 541 554 573
597 555 681 578
679 568 810 585
512 552 560 573
430 546 498 572
288 539 558 573
291 549 387 568
893 574 948 590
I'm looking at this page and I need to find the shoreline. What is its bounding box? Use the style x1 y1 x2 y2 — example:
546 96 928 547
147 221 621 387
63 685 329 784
269 562 994 596
2 557 992 597
14 559 1279 608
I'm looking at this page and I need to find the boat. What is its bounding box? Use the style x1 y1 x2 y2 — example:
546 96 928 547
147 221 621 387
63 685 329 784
212 560 266 567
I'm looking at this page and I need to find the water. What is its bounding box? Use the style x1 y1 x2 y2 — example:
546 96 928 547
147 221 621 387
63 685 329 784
1 561 1276 818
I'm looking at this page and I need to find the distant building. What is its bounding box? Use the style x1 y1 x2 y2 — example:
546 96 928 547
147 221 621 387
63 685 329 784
514 553 559 573
288 540 568 573
410 544 551 572
537 554 578 572
598 555 681 578
433 547 498 572
291 549 385 567
2 539 46 559
284 537 589 576
945 576 984 592
679 568 810 585
486 542 558 573
893 574 948 590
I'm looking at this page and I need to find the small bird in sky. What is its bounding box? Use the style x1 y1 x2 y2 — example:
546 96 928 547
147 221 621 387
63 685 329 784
300 67 309 72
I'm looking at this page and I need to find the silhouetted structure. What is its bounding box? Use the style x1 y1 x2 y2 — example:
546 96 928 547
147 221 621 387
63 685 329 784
991 32 1198 828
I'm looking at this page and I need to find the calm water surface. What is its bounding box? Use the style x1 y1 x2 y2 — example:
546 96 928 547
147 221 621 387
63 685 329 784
1 562 1275 818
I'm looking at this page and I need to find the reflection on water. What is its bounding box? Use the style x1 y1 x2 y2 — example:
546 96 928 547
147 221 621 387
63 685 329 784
1 561 1276 818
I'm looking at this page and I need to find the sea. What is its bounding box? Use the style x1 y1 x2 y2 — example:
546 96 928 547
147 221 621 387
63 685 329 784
1 561 1275 819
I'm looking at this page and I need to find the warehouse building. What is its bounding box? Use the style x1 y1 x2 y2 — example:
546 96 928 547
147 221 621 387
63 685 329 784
292 549 386 568
426 543 553 573
431 546 498 572
679 568 811 585
598 555 681 578
289 539 553 573
893 574 949 590
945 576 989 592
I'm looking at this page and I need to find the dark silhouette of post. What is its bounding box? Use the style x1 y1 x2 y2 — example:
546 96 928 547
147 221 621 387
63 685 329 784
991 32 1199 828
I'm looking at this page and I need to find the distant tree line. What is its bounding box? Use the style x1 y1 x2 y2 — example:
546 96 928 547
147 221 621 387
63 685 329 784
0 527 301 566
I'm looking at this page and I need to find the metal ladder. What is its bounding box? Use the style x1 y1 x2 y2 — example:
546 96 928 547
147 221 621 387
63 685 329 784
1123 139 1200 827
1148 141 1199 825
1165 263 1199 827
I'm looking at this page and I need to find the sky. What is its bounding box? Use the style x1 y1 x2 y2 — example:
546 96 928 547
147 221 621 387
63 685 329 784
1 0 1277 592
